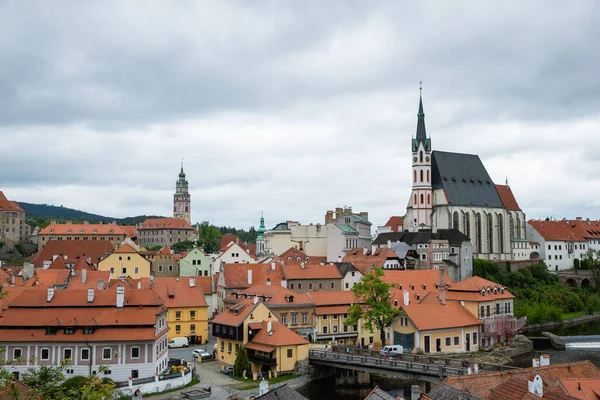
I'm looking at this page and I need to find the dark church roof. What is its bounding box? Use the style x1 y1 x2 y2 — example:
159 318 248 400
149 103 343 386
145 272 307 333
373 229 469 246
431 151 505 208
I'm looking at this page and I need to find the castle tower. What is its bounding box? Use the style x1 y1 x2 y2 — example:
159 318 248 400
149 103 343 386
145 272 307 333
256 212 266 257
407 86 432 231
173 162 191 224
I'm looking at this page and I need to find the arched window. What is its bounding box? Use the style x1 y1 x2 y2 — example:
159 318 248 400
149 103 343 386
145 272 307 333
498 214 504 254
420 194 424 204
487 213 494 254
427 193 430 204
414 194 417 205
515 216 522 239
414 170 417 183
475 213 482 254
453 212 459 230
420 170 424 182
420 151 423 163
463 212 471 237
508 214 514 240
427 170 430 182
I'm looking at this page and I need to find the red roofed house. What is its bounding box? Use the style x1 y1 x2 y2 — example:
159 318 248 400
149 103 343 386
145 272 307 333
377 216 404 234
98 244 151 279
213 240 257 271
28 240 114 269
0 191 29 246
37 221 134 251
137 218 196 248
342 247 404 274
283 262 343 293
0 285 169 382
528 219 600 271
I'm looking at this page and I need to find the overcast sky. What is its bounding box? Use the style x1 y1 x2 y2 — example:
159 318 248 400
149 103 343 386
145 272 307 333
2 1 600 230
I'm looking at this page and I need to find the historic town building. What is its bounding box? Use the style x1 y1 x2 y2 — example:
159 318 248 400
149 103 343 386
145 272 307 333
403 90 526 261
0 191 29 246
173 163 191 224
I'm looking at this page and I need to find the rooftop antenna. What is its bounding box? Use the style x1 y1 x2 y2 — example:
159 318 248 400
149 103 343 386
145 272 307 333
505 176 509 186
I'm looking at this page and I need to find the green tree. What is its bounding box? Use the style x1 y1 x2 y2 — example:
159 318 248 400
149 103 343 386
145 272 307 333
22 360 68 399
587 294 600 315
172 240 196 254
345 267 399 347
146 245 162 251
198 222 222 254
582 249 600 291
233 347 250 378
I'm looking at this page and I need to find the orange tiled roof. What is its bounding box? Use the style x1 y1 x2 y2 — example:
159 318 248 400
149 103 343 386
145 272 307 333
31 240 114 268
158 246 172 256
283 263 342 280
308 290 360 306
152 277 208 308
225 285 314 307
220 235 240 249
495 185 522 211
196 276 216 294
384 216 404 232
443 361 600 399
486 378 577 400
69 270 111 289
139 218 194 230
39 222 132 236
382 269 453 305
528 220 584 242
33 269 71 287
403 302 481 331
342 247 401 274
0 191 24 212
314 305 351 315
447 276 515 300
212 299 266 327
221 263 284 289
113 244 139 253
247 320 308 347
559 377 600 400
278 247 311 261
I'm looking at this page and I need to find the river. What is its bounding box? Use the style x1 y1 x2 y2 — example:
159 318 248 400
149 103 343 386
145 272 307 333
297 319 600 400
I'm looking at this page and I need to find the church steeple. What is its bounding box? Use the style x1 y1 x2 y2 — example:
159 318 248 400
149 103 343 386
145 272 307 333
413 83 431 152
256 212 267 257
173 161 191 224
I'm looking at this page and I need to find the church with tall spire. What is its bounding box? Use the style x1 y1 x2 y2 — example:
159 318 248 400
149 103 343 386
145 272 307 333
173 162 191 224
256 212 267 257
403 86 526 262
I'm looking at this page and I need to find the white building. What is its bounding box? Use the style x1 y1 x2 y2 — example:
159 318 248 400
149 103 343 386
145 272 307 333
325 207 372 262
334 262 364 290
213 241 257 273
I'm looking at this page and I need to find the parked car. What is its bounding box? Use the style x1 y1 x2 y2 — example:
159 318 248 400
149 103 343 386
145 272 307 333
168 337 189 349
193 349 212 360
379 345 403 358
222 365 234 375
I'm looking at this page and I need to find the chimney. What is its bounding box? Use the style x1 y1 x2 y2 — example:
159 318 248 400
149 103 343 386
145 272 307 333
363 247 367 256
267 320 272 333
189 277 196 287
403 290 410 306
116 286 125 308
411 385 420 400
371 245 376 255
64 255 68 259
11 274 15 286
87 288 94 303
281 280 287 288
247 269 253 285
271 262 276 270
301 262 305 269
337 256 342 262
532 357 540 367
82 269 87 284
540 354 550 366
528 374 543 397
137 281 141 289
387 240 391 248
439 267 446 306
47 287 55 303
98 279 105 290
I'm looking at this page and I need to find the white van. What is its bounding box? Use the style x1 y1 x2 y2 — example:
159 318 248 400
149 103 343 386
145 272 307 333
168 337 189 349
380 345 403 357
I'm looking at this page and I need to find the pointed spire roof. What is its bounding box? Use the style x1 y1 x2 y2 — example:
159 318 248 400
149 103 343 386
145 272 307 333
416 85 427 142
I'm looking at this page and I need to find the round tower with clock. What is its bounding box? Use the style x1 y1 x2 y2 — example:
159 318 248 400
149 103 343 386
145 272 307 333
407 86 433 231
173 162 191 224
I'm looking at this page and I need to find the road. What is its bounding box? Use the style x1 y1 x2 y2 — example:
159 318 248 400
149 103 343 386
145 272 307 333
169 322 218 361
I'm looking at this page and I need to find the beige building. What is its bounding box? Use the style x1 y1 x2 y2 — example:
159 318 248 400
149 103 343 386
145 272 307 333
98 244 151 279
137 218 196 248
0 191 29 246
264 221 328 257
151 246 180 277
37 221 134 251
282 263 343 293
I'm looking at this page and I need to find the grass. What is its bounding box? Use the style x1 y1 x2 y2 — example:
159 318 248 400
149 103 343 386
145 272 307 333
561 310 590 320
229 374 296 390
117 377 199 399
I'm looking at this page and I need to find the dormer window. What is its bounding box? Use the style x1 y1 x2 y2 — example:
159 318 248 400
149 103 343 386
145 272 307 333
93 229 97 233
83 327 95 334
80 229 84 233
67 229 72 233
287 257 292 261
50 229 54 233
64 327 75 335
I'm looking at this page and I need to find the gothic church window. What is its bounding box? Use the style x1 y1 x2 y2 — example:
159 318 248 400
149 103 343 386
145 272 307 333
453 212 459 231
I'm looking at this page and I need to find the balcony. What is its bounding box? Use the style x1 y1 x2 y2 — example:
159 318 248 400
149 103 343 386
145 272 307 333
248 354 277 366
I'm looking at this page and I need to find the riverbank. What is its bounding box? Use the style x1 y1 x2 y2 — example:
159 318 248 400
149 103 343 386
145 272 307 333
521 313 600 333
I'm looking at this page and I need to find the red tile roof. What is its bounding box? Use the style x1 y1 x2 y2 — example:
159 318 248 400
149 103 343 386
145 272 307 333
559 378 600 400
33 269 71 287
113 243 139 253
314 305 351 315
247 320 308 347
0 191 24 212
221 263 284 289
447 276 515 300
220 235 240 249
139 218 194 230
212 299 268 327
402 302 481 331
196 276 216 294
384 216 404 232
39 222 132 236
342 247 401 274
443 361 600 399
527 219 600 242
68 270 111 289
496 185 522 211
224 285 314 308
308 290 360 306
486 378 577 400
30 240 114 268
152 277 208 308
381 269 453 305
282 263 342 280
278 247 310 261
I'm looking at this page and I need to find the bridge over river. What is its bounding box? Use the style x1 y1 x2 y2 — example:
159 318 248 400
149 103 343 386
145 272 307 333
308 348 518 381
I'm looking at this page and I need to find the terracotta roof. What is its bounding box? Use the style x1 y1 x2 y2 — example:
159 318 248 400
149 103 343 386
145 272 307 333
221 263 284 289
279 247 311 261
33 269 71 287
342 247 401 274
526 219 600 242
308 290 360 306
0 327 161 342
382 269 453 305
225 285 314 308
113 244 139 254
446 276 515 300
245 342 275 353
496 185 522 211
68 270 111 289
487 378 577 400
443 361 600 399
158 246 172 256
212 298 266 327
384 216 404 233
314 305 351 315
220 235 240 249
39 222 131 236
196 276 216 294
31 240 114 268
139 218 194 230
402 302 481 331
152 277 208 308
0 381 40 400
559 378 600 400
0 191 24 212
283 263 342 280
248 320 308 347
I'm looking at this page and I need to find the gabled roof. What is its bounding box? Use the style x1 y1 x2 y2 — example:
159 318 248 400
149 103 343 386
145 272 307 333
364 386 398 400
279 247 311 262
33 269 71 287
402 302 481 331
195 275 217 294
0 191 24 212
342 247 401 274
528 219 600 242
559 377 600 400
282 263 342 280
139 218 193 230
152 277 208 308
308 290 360 306
333 262 361 277
384 216 404 233
225 285 314 308
431 150 505 208
255 384 308 400
381 269 452 303
447 276 515 300
496 184 522 211
487 378 577 400
212 299 267 327
220 235 240 249
221 263 284 289
113 244 139 254
158 246 172 256
30 240 114 268
426 382 480 400
246 320 308 348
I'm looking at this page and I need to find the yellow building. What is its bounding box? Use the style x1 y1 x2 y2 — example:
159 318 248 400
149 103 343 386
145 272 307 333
152 277 209 342
98 244 151 279
390 302 481 354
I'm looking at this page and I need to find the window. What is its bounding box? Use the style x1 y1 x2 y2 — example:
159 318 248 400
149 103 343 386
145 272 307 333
473 332 478 346
228 343 232 353
330 282 334 289
64 327 74 335
13 348 22 360
287 349 293 358
289 284 294 289
453 336 459 346
110 267 114 274
131 347 140 359
486 305 490 317
175 311 182 320
103 348 112 360
131 369 139 379
134 267 139 274
158 265 163 272
480 306 484 318
190 311 196 320
292 313 297 324
345 283 349 289
190 324 196 333
83 327 94 334
323 315 327 320
298 283 302 289
323 326 328 334
495 303 500 315
118 256 123 261
169 265 173 272
445 337 451 347
175 325 181 334
122 267 127 274
302 313 308 324
344 325 348 332
81 348 90 360
235 344 239 354
333 326 338 333
420 194 424 204
319 283 323 289
281 314 287 324
220 341 224 352
420 253 427 260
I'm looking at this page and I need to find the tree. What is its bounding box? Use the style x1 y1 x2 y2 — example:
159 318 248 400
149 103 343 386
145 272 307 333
198 222 222 254
583 249 600 291
22 361 68 399
345 267 399 347
172 240 195 254
233 347 250 378
586 294 600 315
